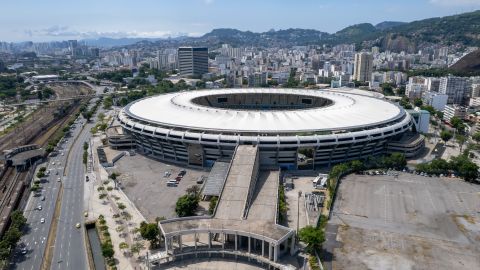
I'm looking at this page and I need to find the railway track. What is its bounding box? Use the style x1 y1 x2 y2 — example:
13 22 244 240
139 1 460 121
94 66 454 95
0 98 88 236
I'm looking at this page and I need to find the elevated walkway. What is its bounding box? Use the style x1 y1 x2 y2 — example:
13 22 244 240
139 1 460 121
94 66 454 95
247 170 280 223
159 145 295 266
202 159 231 197
214 145 259 220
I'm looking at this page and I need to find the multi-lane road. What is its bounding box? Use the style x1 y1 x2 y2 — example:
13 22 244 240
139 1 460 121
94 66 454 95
11 98 101 270
50 112 96 270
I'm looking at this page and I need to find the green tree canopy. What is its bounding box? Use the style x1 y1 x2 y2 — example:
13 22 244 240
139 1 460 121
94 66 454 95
139 222 161 245
440 130 453 143
175 194 199 217
298 226 325 254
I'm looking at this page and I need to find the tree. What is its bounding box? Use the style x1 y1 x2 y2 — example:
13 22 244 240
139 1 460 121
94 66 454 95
98 112 105 122
455 134 467 151
450 116 465 133
436 111 444 119
36 171 45 178
117 202 126 211
383 153 407 169
298 226 325 254
440 130 453 143
10 210 26 228
130 242 144 255
473 132 480 143
0 241 11 260
349 160 365 172
103 96 113 110
450 155 479 182
119 242 129 251
139 222 160 246
208 197 218 215
101 242 115 259
175 194 199 217
413 98 423 107
4 227 22 248
458 159 479 182
420 105 435 114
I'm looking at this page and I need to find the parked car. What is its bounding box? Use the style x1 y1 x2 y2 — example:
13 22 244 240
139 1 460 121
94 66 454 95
40 218 45 223
167 180 177 187
196 176 205 184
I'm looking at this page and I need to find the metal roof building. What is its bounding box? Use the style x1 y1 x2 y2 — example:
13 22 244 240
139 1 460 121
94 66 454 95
118 88 422 169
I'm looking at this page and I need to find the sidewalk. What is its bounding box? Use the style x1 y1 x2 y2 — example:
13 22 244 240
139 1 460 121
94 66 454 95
85 135 149 270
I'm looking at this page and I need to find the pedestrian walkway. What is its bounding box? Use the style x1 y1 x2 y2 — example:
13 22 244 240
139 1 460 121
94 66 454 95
85 136 149 270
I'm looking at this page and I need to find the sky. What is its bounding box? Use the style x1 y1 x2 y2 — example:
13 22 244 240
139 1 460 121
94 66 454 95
1 0 480 42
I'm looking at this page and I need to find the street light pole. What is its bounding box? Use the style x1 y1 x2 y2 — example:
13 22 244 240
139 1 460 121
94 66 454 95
297 191 302 234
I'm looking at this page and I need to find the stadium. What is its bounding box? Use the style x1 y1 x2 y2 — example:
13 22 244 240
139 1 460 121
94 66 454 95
115 88 424 169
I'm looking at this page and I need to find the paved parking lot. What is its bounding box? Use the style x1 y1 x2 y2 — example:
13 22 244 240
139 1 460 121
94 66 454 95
284 175 322 230
112 154 208 221
330 173 480 270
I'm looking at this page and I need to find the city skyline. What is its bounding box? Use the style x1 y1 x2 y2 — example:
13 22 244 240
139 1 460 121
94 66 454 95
1 0 480 42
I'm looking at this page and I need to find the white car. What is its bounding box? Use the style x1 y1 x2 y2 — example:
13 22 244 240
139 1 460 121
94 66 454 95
57 177 61 182
40 218 45 224
36 205 42 211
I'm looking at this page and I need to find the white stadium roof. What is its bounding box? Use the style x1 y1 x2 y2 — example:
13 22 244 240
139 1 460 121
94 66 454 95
125 88 403 133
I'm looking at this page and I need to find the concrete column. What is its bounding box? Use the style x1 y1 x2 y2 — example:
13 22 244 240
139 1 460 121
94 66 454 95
235 234 238 250
208 232 212 248
248 237 251 253
178 235 182 252
290 234 296 255
268 243 272 260
261 239 265 257
274 244 278 262
194 233 197 250
164 236 169 253
222 233 226 249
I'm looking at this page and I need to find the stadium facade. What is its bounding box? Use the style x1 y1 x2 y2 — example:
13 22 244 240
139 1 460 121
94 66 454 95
115 88 423 169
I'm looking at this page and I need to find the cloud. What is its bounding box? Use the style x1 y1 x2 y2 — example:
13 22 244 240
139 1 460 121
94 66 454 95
24 26 201 39
429 0 480 6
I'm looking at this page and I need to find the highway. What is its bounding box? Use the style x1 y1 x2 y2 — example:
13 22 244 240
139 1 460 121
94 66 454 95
10 117 86 270
50 105 102 270
11 96 101 270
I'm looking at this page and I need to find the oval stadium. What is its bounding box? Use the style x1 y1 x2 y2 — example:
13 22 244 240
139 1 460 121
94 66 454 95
114 88 424 169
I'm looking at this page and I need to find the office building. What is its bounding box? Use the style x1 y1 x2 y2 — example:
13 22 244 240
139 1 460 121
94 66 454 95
407 108 430 133
178 47 209 78
353 52 373 82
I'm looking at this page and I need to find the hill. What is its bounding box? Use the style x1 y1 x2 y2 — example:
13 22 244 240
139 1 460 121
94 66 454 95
110 10 480 52
450 50 480 72
375 21 406 30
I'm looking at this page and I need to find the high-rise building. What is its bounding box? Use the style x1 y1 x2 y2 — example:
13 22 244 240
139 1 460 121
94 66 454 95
422 91 448 111
443 104 467 123
353 52 373 82
68 40 78 57
439 76 471 105
178 47 208 78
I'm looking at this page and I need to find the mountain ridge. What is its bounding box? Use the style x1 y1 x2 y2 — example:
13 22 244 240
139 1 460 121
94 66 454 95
80 10 480 51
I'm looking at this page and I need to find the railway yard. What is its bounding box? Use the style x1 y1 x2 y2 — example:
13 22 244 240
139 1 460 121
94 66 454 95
0 83 93 238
